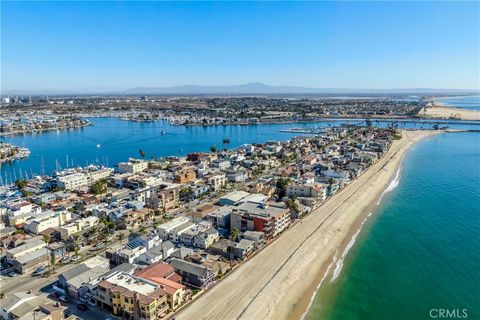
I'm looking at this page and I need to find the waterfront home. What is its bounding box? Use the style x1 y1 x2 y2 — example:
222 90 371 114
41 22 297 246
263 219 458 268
230 201 291 240
207 239 236 260
117 158 148 174
233 239 256 260
169 258 215 289
242 230 265 248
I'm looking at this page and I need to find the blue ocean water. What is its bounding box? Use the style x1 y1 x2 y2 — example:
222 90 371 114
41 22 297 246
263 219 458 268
435 95 480 111
306 132 480 320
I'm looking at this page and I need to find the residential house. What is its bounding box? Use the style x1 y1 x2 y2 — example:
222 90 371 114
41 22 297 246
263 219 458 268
134 262 186 311
169 258 215 289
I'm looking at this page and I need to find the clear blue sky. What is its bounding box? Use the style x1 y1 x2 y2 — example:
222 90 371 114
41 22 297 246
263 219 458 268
1 1 479 92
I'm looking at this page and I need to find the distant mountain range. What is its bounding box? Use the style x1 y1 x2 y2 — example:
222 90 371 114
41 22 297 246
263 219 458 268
3 82 479 96
123 82 478 95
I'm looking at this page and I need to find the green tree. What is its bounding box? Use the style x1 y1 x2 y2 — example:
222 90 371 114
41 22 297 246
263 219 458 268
117 232 125 241
91 179 107 195
210 145 217 153
231 227 239 241
328 178 335 186
50 255 56 271
276 178 289 199
139 149 146 159
43 235 52 270
179 186 193 199
223 138 230 145
15 179 28 190
286 198 299 213
72 234 80 258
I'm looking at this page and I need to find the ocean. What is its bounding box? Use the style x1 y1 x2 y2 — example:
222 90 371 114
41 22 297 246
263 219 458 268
435 95 480 111
305 100 480 319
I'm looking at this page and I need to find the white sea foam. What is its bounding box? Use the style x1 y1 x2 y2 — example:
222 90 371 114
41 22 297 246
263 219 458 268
377 165 402 205
300 253 338 320
330 212 372 284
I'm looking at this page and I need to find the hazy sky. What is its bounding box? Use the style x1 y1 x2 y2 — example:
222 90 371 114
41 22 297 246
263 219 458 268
1 1 479 92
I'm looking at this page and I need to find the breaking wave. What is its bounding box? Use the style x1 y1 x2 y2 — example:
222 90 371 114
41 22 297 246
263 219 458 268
300 253 338 320
377 165 402 205
330 212 372 284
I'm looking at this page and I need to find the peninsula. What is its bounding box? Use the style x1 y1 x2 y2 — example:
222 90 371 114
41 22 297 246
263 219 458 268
420 102 480 121
175 130 438 320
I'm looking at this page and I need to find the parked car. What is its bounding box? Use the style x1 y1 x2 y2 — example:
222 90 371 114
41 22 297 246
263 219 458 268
59 296 69 303
77 304 88 311
90 242 106 251
48 292 60 299
8 271 19 277
60 256 71 264
71 255 81 262
32 267 45 276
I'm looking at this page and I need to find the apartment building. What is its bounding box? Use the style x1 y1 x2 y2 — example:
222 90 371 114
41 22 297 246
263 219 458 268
230 202 291 239
24 210 71 235
96 272 169 319
118 159 149 174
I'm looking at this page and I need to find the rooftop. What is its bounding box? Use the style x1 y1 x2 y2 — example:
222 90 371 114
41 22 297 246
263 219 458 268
102 272 158 296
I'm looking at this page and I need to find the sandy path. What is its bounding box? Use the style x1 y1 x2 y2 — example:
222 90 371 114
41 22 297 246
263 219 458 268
175 130 438 320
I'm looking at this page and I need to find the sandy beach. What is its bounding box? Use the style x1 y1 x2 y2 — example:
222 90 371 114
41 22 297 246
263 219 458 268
175 130 439 320
420 103 480 121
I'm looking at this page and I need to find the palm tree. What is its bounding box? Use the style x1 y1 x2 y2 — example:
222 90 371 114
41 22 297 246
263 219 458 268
230 227 239 241
210 145 217 153
43 235 52 270
139 149 146 159
72 234 80 258
222 138 230 145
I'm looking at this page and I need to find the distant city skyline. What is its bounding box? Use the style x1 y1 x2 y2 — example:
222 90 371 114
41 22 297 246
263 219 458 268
1 1 479 92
